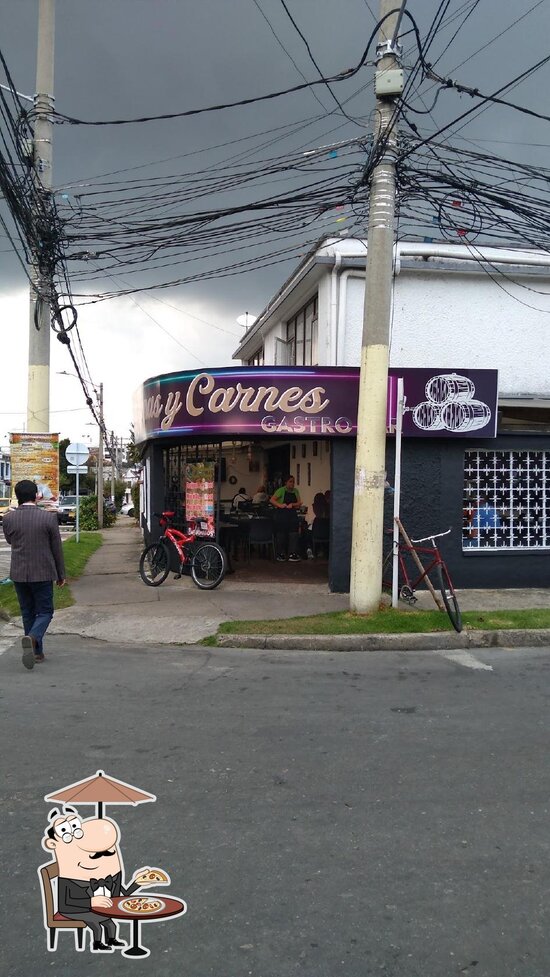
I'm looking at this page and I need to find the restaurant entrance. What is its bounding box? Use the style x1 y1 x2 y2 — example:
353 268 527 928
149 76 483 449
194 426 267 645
156 438 331 584
136 365 360 591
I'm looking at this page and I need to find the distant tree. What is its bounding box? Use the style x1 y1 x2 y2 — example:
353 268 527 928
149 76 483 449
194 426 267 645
126 425 141 466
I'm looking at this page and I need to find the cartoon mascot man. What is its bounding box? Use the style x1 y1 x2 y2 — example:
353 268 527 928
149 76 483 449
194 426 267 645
42 807 153 952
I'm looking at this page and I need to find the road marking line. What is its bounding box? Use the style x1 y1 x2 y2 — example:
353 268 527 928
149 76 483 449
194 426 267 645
439 650 493 671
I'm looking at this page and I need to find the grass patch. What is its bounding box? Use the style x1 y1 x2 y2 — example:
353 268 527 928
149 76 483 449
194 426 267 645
215 605 550 637
0 531 103 618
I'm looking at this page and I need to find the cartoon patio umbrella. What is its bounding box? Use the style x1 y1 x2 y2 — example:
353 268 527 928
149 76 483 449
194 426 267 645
45 770 156 819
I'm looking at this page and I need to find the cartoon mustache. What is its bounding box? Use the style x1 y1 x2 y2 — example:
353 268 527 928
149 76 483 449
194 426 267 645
89 849 116 859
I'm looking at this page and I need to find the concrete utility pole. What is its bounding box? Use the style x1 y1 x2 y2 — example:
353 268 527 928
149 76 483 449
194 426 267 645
349 0 404 613
97 383 104 529
27 0 55 434
110 431 116 502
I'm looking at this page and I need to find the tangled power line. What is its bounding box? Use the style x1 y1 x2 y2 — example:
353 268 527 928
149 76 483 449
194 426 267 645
1 0 550 436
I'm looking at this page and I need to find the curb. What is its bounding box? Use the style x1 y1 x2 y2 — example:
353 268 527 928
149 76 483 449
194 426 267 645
215 629 550 651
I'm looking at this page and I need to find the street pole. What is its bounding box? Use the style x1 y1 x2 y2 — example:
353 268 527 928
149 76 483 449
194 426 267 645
27 0 55 434
110 431 116 502
97 383 104 528
349 0 404 613
75 466 80 543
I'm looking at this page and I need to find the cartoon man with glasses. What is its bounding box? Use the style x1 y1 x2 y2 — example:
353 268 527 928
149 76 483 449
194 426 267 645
42 807 155 952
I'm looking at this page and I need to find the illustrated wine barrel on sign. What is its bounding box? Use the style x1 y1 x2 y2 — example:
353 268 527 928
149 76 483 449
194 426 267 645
412 401 445 430
425 373 475 404
441 400 491 432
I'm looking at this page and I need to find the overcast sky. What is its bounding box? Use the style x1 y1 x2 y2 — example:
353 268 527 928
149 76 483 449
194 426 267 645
1 0 550 447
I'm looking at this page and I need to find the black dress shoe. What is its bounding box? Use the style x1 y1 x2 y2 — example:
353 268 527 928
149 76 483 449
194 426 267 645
92 941 113 951
107 938 126 948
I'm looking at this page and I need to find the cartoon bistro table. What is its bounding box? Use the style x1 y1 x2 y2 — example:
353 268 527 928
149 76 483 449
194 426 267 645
92 895 186 957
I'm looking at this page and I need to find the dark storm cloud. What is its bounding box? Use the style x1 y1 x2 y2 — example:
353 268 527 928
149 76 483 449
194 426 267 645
2 0 550 315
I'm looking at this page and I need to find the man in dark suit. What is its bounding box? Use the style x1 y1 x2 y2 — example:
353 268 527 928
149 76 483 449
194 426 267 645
2 479 65 668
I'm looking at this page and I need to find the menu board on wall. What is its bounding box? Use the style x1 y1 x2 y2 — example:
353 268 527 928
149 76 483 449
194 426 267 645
185 462 215 537
9 433 60 504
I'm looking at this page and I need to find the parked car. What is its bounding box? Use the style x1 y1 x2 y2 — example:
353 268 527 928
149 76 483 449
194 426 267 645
58 495 78 524
120 501 135 517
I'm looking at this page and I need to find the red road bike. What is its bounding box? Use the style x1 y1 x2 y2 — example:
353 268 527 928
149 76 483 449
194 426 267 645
139 511 226 590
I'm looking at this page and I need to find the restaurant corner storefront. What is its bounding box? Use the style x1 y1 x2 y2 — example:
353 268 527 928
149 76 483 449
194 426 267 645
134 366 358 590
134 365 549 593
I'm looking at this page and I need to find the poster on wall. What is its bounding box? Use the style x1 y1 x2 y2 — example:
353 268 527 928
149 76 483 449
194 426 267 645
9 433 60 504
185 462 215 537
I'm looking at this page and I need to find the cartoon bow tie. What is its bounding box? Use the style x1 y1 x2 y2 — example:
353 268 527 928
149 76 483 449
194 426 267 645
90 876 115 892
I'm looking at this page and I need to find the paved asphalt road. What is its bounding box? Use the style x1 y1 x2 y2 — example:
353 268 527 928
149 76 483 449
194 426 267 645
1 637 549 977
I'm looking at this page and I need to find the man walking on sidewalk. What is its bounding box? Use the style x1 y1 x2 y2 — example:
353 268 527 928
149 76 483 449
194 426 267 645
2 480 65 669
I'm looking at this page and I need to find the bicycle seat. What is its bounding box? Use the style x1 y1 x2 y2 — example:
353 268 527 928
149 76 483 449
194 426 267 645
153 511 175 526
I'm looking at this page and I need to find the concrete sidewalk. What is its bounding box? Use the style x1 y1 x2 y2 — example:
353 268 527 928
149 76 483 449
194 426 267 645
1 518 550 648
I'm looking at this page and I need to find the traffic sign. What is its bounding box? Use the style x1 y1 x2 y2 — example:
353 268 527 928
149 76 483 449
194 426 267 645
65 442 89 465
67 465 88 474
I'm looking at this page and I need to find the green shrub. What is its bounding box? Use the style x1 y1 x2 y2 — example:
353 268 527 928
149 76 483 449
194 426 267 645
131 483 140 519
114 478 126 510
78 495 116 530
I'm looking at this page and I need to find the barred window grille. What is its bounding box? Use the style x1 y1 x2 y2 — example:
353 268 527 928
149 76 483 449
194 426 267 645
463 450 550 551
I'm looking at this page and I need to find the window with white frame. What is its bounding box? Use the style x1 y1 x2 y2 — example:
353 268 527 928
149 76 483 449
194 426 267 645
286 295 318 365
463 450 550 550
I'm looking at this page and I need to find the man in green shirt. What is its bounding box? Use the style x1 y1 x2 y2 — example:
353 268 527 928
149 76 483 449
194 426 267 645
270 476 302 562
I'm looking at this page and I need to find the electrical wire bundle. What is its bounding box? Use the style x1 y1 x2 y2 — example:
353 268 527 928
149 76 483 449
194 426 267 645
2 0 550 361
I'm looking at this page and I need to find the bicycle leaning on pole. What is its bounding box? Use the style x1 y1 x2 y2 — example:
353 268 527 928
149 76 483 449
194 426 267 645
139 510 226 590
383 519 462 633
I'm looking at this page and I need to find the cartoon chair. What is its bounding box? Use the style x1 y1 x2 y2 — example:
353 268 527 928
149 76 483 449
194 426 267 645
39 862 86 951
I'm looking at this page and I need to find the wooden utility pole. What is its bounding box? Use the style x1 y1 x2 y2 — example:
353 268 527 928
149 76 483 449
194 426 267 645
349 0 405 613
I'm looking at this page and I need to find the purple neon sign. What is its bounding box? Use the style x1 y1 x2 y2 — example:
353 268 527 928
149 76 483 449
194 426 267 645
134 367 359 441
134 366 498 442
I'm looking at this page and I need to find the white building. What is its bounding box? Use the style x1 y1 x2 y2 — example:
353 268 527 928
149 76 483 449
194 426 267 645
135 237 550 592
232 237 550 590
235 237 550 408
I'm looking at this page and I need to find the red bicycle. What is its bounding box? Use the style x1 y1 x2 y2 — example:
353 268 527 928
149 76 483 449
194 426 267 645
383 527 462 632
139 511 226 590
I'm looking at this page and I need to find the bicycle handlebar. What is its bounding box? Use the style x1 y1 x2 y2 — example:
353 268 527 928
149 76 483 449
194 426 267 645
410 528 452 544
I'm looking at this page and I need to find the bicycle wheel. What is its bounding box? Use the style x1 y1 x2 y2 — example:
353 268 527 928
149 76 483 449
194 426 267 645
190 542 226 590
435 563 462 633
382 548 393 592
139 541 170 586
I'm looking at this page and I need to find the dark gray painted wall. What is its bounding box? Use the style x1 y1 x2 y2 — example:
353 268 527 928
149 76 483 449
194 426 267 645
329 434 550 592
329 440 355 593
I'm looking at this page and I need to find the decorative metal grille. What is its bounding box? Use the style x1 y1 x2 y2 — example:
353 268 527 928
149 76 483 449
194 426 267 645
463 450 550 550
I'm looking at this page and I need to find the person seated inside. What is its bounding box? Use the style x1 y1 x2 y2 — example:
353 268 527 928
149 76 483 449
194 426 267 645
270 476 302 562
312 492 329 519
309 492 330 558
232 486 251 510
252 485 268 504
